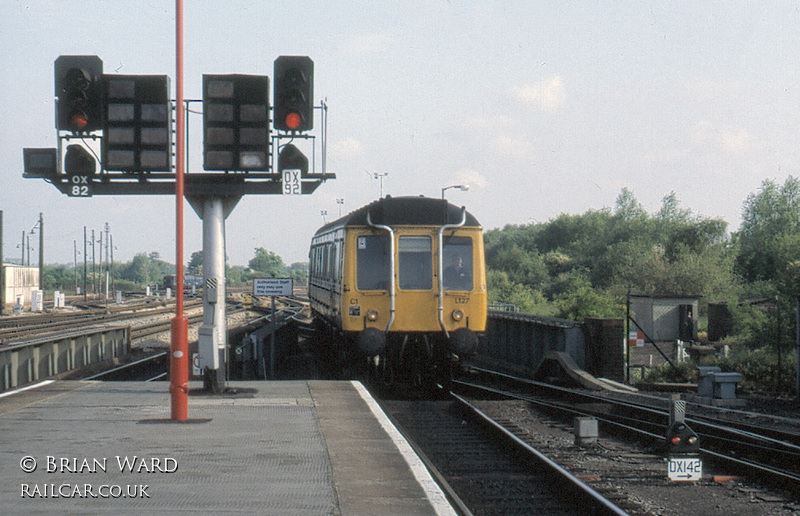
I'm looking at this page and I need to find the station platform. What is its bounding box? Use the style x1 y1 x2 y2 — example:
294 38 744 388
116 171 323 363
0 380 456 515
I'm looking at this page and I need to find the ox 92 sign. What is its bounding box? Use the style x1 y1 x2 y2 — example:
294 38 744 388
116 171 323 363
283 169 301 195
68 175 92 197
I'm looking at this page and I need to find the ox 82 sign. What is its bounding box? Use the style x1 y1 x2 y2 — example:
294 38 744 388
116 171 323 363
67 175 93 197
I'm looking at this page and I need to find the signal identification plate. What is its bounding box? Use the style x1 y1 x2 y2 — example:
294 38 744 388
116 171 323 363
667 457 702 481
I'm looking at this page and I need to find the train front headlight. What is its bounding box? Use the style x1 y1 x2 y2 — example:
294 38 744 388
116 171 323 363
367 310 380 322
451 309 464 322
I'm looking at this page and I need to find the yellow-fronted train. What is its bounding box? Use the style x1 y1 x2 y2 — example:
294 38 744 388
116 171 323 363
309 196 487 393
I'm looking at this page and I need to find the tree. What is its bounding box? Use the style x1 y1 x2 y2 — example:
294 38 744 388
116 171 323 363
226 265 247 286
248 248 286 277
123 253 154 285
736 176 800 284
484 187 737 317
614 187 647 221
187 251 203 275
43 264 75 293
486 270 548 314
119 252 174 285
289 262 309 285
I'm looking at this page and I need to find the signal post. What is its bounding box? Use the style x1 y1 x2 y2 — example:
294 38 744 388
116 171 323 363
23 54 334 409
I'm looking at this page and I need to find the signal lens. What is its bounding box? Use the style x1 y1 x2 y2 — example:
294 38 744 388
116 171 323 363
367 310 379 322
452 310 464 322
70 112 89 130
285 111 302 130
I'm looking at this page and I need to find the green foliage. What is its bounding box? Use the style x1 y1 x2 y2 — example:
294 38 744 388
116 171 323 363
642 361 696 384
723 302 771 349
118 253 173 286
42 249 303 296
484 188 734 315
289 262 309 286
737 176 800 284
554 282 622 321
113 279 138 292
248 248 287 278
487 270 550 315
187 251 203 275
43 264 76 292
706 345 794 393
226 265 247 286
483 182 800 394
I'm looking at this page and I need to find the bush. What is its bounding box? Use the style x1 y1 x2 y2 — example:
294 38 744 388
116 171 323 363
641 361 697 384
708 345 794 394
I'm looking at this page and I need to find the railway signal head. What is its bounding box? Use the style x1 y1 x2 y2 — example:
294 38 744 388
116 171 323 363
103 74 172 172
55 55 104 133
278 143 308 176
274 56 313 133
203 74 270 171
64 144 97 175
664 421 699 455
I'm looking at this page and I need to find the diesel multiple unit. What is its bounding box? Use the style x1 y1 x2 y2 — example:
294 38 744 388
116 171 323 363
309 196 487 391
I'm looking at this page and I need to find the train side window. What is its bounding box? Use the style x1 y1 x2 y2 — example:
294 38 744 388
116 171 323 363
399 236 432 290
323 244 331 279
357 235 390 290
443 237 473 291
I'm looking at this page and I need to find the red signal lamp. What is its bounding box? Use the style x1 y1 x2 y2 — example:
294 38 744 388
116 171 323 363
70 112 89 130
284 111 302 131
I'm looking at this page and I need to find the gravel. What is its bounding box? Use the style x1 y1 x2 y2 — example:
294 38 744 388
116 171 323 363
473 399 800 515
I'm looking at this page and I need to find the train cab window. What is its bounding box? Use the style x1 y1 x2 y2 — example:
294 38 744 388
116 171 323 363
357 235 391 290
399 236 432 290
443 237 473 291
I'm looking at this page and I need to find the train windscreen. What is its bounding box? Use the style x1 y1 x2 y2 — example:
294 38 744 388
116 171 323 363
443 237 473 291
357 235 390 290
398 236 433 290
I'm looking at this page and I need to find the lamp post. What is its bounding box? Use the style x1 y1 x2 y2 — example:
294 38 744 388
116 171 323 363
373 172 388 198
28 214 43 291
441 184 470 199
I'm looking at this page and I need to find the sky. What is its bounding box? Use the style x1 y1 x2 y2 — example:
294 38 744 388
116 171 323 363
2 2 800 268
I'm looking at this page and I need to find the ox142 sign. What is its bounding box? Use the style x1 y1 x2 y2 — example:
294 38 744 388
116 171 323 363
668 457 702 481
253 278 293 297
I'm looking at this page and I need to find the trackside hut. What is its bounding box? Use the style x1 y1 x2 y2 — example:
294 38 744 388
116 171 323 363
630 294 700 342
2 264 40 310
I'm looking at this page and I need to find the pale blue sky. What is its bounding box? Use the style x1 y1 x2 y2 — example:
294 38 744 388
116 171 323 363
3 2 799 266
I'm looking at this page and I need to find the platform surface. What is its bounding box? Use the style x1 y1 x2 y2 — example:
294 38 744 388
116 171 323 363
0 380 455 515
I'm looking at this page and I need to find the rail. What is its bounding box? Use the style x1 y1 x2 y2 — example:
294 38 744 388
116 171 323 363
451 392 629 515
456 367 800 494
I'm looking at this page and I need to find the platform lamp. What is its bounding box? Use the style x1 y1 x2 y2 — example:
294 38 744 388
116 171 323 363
29 213 43 292
441 184 469 199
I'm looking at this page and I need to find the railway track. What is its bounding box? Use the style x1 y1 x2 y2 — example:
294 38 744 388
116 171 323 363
73 298 299 382
0 299 203 344
379 393 629 515
455 367 800 494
